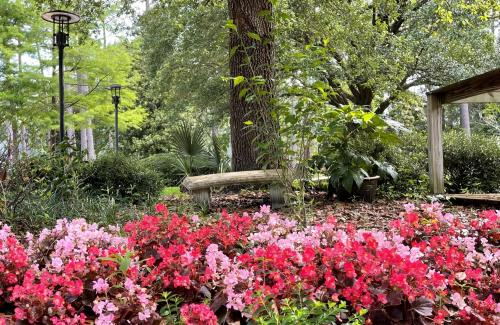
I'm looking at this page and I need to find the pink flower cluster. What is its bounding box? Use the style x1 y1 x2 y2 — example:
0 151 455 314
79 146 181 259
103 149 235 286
4 219 157 324
0 203 498 324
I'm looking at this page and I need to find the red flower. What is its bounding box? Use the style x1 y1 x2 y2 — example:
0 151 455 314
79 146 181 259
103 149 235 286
300 265 317 281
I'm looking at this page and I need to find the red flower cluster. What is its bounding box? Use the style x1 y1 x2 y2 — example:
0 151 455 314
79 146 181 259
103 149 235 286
0 224 28 302
125 204 253 298
180 303 217 325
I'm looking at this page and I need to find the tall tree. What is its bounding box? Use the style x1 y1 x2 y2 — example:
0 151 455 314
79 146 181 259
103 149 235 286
460 103 471 137
228 0 276 171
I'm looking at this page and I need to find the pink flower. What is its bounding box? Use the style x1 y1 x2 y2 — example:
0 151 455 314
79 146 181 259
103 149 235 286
92 278 109 293
260 205 271 214
451 292 467 310
95 313 114 325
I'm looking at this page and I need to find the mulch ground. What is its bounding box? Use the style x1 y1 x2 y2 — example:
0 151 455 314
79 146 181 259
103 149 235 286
163 189 496 230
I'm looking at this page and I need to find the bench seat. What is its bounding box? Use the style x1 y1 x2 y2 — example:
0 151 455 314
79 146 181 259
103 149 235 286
182 170 285 209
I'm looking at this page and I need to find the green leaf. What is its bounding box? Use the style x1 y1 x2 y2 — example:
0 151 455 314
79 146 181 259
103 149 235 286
342 176 353 193
243 120 254 125
233 76 245 87
230 45 239 58
247 32 262 42
239 88 249 99
225 20 237 31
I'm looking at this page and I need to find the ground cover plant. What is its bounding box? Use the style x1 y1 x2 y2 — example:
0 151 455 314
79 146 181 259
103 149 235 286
0 203 498 324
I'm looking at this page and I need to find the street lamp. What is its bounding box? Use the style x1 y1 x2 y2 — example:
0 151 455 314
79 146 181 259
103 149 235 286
42 10 80 144
107 84 121 151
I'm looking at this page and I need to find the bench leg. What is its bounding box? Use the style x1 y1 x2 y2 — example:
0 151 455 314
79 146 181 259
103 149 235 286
270 183 285 209
192 188 211 210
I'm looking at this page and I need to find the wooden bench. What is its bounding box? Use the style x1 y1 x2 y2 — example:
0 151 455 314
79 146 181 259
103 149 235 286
182 170 286 209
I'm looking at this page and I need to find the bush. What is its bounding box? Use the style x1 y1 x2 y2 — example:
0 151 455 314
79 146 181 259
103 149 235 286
443 131 500 193
380 132 429 198
82 153 163 202
141 153 183 186
0 152 149 234
380 130 500 196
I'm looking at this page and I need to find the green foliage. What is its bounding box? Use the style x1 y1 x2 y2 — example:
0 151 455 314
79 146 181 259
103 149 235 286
379 132 430 198
380 130 500 197
311 105 398 195
158 292 183 324
443 131 500 193
253 298 366 325
82 153 163 201
141 153 184 186
0 149 146 234
169 121 230 177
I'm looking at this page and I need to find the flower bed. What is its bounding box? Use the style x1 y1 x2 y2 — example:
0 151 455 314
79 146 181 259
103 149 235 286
0 203 498 324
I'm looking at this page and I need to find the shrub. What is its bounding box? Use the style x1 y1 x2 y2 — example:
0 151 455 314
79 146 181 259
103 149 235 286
380 132 429 197
141 153 183 186
443 131 500 193
82 153 163 202
381 130 500 196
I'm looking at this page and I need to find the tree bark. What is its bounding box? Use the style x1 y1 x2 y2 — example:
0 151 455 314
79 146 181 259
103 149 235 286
66 82 76 152
86 127 96 161
77 73 96 161
228 0 276 171
459 103 471 137
20 125 29 156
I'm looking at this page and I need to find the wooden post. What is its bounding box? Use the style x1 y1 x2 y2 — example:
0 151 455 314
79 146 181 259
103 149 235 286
192 188 211 210
427 94 445 194
270 183 285 209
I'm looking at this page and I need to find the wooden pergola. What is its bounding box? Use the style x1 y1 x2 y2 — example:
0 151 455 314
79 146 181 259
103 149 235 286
427 68 500 193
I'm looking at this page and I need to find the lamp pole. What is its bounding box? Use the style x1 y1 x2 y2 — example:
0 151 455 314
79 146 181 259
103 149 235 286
108 84 121 152
42 10 80 144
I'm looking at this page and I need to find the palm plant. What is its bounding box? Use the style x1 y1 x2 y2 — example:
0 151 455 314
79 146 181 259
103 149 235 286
170 121 230 177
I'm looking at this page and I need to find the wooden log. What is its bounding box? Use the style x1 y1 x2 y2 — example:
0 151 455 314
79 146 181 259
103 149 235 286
182 170 282 191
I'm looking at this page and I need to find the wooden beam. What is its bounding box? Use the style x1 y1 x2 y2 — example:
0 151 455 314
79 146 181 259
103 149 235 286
429 68 500 104
427 94 445 194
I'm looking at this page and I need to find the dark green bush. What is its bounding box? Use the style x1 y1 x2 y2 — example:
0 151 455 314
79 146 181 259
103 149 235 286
380 132 429 198
141 153 183 186
443 131 500 193
0 151 150 234
82 153 163 202
380 131 500 196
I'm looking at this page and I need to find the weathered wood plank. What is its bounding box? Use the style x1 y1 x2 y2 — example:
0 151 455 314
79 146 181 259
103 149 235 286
447 193 500 203
427 94 445 194
182 170 283 191
429 68 500 104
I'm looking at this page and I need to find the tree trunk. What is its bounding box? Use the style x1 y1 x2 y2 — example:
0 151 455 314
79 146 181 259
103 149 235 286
228 0 276 171
86 127 96 161
20 125 29 156
80 120 88 161
66 82 76 152
4 122 14 162
77 72 96 161
459 103 471 137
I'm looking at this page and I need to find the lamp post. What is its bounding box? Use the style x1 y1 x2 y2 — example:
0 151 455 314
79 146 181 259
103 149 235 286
42 10 80 144
108 84 121 151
